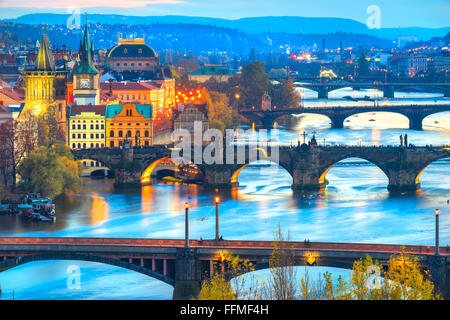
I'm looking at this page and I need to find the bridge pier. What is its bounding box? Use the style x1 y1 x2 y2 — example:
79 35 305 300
201 165 239 189
317 87 328 99
408 115 424 131
114 169 142 187
382 86 395 99
329 115 347 129
428 255 449 298
173 247 201 300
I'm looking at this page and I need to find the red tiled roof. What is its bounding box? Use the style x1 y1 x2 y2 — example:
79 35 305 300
100 81 160 91
70 105 106 116
0 88 24 101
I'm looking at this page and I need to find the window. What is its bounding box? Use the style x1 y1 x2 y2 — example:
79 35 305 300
83 134 86 139
110 130 114 137
118 130 123 137
110 141 114 148
127 130 132 137
101 124 104 129
77 125 81 130
90 124 94 130
90 143 94 148
144 130 149 137
72 143 76 149
72 134 75 138
77 143 81 149
72 124 76 129
96 124 99 130
83 124 86 130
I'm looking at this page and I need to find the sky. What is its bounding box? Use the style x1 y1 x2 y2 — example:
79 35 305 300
0 0 449 28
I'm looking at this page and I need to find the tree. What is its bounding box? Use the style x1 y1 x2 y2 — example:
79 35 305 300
239 61 271 109
264 223 297 300
271 78 301 109
197 251 255 300
17 142 81 199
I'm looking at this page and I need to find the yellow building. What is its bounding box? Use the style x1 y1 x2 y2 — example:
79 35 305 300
105 103 153 148
68 105 106 149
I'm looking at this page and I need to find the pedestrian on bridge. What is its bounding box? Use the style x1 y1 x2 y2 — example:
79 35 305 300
404 134 408 148
400 135 404 147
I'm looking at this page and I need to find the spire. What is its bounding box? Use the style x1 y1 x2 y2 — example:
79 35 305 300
35 31 56 71
75 13 99 74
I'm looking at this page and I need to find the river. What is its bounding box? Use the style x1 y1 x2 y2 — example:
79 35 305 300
0 94 449 300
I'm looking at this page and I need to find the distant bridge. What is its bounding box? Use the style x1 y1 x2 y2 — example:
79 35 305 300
291 82 450 99
0 237 448 299
239 103 450 130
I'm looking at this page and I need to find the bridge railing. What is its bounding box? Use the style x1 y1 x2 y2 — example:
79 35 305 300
0 237 448 256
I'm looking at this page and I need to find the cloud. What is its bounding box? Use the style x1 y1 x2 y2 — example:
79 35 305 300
0 0 185 9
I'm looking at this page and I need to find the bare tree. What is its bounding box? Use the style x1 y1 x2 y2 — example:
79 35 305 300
263 222 298 300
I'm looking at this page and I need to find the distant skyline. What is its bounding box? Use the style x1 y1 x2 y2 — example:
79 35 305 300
0 0 449 28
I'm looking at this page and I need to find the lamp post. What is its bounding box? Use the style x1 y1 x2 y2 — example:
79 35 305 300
185 202 189 248
435 209 440 255
215 197 220 241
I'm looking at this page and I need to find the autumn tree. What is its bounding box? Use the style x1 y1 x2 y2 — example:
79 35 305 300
239 61 271 109
271 78 301 109
197 251 255 300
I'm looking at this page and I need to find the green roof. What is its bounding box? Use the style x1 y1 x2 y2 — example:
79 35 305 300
190 65 234 76
74 17 99 75
105 104 153 119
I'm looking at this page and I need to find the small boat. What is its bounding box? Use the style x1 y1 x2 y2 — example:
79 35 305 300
18 204 39 220
176 163 203 183
369 119 376 122
23 193 56 222
0 204 18 214
162 176 183 183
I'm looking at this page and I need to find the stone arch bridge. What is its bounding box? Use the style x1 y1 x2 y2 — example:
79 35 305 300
72 144 450 192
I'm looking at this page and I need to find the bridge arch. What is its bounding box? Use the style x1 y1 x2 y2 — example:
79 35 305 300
0 253 175 286
318 156 389 187
230 159 293 186
292 113 333 128
422 111 450 128
414 156 450 188
343 111 410 129
76 159 113 177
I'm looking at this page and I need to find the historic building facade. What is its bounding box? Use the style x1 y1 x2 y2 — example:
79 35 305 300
105 104 153 148
68 105 106 150
173 103 209 144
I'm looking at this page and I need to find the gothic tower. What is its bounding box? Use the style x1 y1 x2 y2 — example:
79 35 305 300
72 16 100 106
22 28 67 139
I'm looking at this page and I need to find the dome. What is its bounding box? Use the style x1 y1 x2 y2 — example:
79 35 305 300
108 42 157 59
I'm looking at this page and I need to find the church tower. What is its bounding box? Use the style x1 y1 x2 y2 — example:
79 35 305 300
22 28 67 138
72 16 100 106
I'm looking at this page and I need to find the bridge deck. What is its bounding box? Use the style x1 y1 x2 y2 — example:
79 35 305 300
0 237 448 256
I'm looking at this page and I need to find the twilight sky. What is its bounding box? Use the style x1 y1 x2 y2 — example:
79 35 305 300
0 0 449 28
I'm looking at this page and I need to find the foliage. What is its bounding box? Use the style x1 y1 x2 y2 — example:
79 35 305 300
17 143 81 199
238 61 271 109
271 78 301 109
297 253 437 300
264 222 297 300
197 251 255 300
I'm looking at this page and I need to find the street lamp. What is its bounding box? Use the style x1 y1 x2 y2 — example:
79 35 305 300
185 202 189 248
215 197 220 241
435 209 440 255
